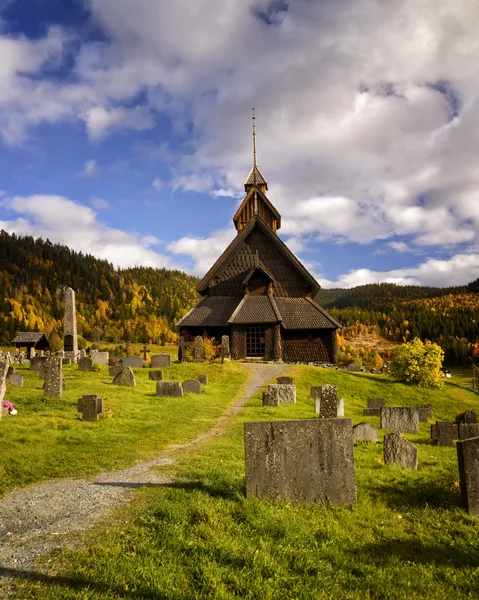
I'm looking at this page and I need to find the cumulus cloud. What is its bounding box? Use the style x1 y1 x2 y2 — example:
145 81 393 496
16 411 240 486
167 227 236 275
0 194 176 269
80 159 100 178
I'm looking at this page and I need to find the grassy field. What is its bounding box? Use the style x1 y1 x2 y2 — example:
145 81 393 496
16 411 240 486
0 359 248 498
7 365 479 599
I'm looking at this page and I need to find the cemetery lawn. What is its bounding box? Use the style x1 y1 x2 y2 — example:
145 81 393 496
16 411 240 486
10 365 479 599
0 360 247 498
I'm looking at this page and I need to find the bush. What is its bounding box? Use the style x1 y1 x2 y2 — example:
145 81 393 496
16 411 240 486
389 337 444 388
184 335 219 361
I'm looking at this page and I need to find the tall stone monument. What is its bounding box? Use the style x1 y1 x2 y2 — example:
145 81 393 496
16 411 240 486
0 351 9 418
63 287 78 363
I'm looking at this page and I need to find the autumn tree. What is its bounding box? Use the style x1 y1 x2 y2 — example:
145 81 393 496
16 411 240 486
388 338 444 388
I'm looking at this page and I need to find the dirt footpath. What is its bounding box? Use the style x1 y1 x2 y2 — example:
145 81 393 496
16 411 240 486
0 363 286 595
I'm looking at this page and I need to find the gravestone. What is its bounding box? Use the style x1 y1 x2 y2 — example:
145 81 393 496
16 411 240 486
0 352 8 410
62 378 67 390
63 287 79 362
244 419 357 505
109 366 123 377
368 398 385 409
79 349 86 359
431 422 458 446
57 350 65 359
77 395 104 422
30 356 45 372
456 410 477 424
78 357 93 372
149 370 163 381
337 397 345 417
221 335 230 359
457 435 479 516
383 432 418 470
363 408 381 417
8 373 24 387
38 350 44 357
121 356 144 368
380 407 419 433
347 363 361 372
267 384 296 404
7 366 15 378
277 376 294 385
156 381 183 397
198 374 208 384
39 362 46 380
151 353 171 368
183 379 202 394
44 356 62 398
62 358 73 365
459 423 479 440
262 390 280 407
194 336 205 362
416 404 432 422
315 384 338 418
91 351 109 366
353 422 378 443
113 367 136 387
29 347 36 360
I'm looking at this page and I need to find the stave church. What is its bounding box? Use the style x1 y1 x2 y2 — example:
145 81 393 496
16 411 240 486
177 124 340 363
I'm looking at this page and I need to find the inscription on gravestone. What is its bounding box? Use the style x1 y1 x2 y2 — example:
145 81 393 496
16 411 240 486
44 356 62 398
151 354 171 368
380 407 419 433
244 419 357 506
156 381 183 397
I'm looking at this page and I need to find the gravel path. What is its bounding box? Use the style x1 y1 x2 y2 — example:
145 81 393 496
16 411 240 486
0 363 286 595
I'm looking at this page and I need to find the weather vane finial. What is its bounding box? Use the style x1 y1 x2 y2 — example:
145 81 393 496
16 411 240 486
252 107 257 168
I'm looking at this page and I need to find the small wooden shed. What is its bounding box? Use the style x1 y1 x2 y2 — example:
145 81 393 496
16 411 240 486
11 332 50 353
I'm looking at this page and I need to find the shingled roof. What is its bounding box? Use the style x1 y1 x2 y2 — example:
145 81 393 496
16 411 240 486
176 296 242 328
11 332 46 344
228 295 280 325
274 297 341 329
244 165 268 189
197 215 320 296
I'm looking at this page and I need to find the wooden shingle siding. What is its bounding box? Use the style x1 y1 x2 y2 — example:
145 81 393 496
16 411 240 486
231 327 246 360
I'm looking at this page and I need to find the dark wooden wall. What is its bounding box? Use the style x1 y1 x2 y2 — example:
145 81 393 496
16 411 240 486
282 330 336 363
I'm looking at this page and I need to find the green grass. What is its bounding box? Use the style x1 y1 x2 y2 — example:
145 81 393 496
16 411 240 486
9 366 479 599
0 360 248 497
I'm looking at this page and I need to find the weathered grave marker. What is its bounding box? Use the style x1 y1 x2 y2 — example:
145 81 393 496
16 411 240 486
109 365 123 377
113 367 136 387
431 422 458 446
156 381 183 397
262 390 280 407
78 357 93 372
91 351 109 366
266 384 296 404
456 410 477 424
151 353 171 368
315 384 338 418
277 376 294 385
77 395 104 421
416 404 432 422
44 356 62 398
149 370 163 381
353 422 378 443
8 373 24 387
198 374 208 384
383 432 418 470
337 397 345 417
380 407 419 432
194 336 205 362
183 379 202 394
459 423 479 440
244 419 357 505
121 356 143 368
30 356 45 372
63 287 79 362
0 352 8 410
368 398 385 409
457 435 479 516
221 335 230 361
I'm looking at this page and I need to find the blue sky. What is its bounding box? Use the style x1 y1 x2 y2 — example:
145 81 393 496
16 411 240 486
1 0 479 288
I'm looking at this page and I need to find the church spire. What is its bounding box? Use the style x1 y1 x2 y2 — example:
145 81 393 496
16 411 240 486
245 108 268 192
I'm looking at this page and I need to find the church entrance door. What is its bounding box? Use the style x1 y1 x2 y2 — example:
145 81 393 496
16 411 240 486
246 326 265 357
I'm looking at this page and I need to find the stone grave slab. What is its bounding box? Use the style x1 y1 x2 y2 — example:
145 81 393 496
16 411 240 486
363 408 381 417
368 398 386 409
262 390 280 407
277 376 294 385
383 432 418 470
183 379 202 394
121 356 144 368
221 335 230 359
459 423 479 440
194 336 205 362
457 435 479 516
77 394 104 421
8 373 24 387
416 404 432 422
151 353 171 368
109 366 123 377
0 352 8 408
44 356 62 398
337 397 345 417
91 351 109 366
197 374 208 385
267 384 296 404
431 422 458 446
113 367 136 387
456 410 477 424
29 356 45 372
7 366 15 378
380 407 419 433
156 381 183 397
244 418 357 505
318 384 338 418
149 370 163 381
78 357 93 372
353 422 378 443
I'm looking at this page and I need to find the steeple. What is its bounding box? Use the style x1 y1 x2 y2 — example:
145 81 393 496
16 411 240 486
244 108 268 193
233 110 280 233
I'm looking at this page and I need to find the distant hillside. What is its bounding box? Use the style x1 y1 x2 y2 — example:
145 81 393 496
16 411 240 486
0 231 200 347
316 282 479 366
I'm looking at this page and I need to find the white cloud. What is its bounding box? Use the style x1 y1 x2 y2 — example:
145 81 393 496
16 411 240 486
91 196 109 210
388 241 412 253
211 187 242 198
0 194 177 270
167 227 236 275
152 177 164 191
80 159 100 178
86 105 155 140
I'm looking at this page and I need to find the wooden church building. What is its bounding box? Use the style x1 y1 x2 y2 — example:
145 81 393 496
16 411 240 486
177 128 340 363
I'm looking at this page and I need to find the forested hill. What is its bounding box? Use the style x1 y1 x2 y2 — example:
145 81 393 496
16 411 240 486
0 231 200 346
316 282 479 365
